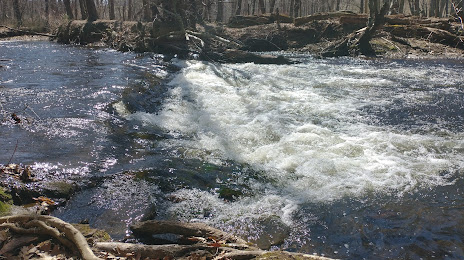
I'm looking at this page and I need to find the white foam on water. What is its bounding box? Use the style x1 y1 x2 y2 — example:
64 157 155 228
128 59 464 226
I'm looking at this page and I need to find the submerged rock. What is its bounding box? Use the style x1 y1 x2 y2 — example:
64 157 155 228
251 215 291 250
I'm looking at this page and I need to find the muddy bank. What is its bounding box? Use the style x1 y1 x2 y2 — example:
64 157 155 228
54 13 464 61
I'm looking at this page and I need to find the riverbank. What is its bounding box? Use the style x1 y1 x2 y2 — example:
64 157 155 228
2 13 463 61
51 13 464 61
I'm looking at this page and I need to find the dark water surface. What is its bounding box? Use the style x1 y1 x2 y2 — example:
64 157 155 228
1 41 464 259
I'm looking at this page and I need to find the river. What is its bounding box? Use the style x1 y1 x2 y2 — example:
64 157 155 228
1 40 463 259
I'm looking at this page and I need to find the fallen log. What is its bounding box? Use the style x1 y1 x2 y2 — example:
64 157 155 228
0 25 56 38
131 220 249 245
384 25 464 49
294 11 359 26
95 242 212 259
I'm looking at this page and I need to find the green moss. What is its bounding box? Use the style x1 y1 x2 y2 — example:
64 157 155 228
0 187 12 215
73 224 112 242
218 187 243 201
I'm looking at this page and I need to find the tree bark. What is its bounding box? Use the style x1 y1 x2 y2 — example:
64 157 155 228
13 0 22 26
259 0 265 14
321 0 390 57
217 0 224 22
128 0 133 20
408 0 420 15
142 0 151 21
79 0 88 19
85 0 98 21
108 0 115 19
294 0 301 17
290 0 295 17
45 0 50 21
269 0 277 13
64 0 74 19
236 0 242 15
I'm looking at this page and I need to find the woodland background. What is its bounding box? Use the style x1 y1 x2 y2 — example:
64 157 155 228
2 0 463 30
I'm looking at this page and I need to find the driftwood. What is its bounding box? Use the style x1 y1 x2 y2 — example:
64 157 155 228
95 242 212 259
0 214 100 260
131 220 249 245
294 11 358 26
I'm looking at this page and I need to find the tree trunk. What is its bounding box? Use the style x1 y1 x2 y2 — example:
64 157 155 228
217 0 224 22
142 0 151 21
79 0 88 19
290 0 294 17
108 0 115 19
258 0 265 14
236 0 242 15
295 0 301 17
13 0 22 26
398 0 405 13
128 0 133 20
269 0 276 13
45 0 50 21
63 0 74 19
85 0 98 21
408 0 420 15
361 0 365 12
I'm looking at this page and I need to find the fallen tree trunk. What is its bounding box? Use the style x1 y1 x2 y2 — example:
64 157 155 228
384 25 464 49
131 220 249 245
95 242 212 259
0 25 56 38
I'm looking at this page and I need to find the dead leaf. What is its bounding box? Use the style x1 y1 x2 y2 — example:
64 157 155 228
207 242 223 247
38 240 52 252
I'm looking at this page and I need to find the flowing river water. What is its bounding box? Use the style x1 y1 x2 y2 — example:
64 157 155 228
1 41 464 259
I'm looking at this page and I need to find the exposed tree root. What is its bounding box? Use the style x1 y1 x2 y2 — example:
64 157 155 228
0 215 335 259
0 214 100 260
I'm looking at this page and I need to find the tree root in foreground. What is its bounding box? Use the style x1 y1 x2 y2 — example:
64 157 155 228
0 214 99 260
0 214 335 260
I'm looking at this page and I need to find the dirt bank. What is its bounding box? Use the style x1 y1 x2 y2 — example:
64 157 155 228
52 13 464 61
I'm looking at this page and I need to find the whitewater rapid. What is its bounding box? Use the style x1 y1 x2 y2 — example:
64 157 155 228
126 57 464 230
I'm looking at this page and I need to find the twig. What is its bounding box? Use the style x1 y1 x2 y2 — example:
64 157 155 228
381 37 404 54
7 140 19 165
25 105 41 120
451 2 464 31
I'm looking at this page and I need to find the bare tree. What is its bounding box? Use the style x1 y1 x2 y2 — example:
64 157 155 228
128 0 133 20
142 0 151 21
85 0 99 21
108 0 115 19
269 0 277 13
259 0 266 13
217 0 224 22
64 0 74 19
13 0 22 26
236 0 243 15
